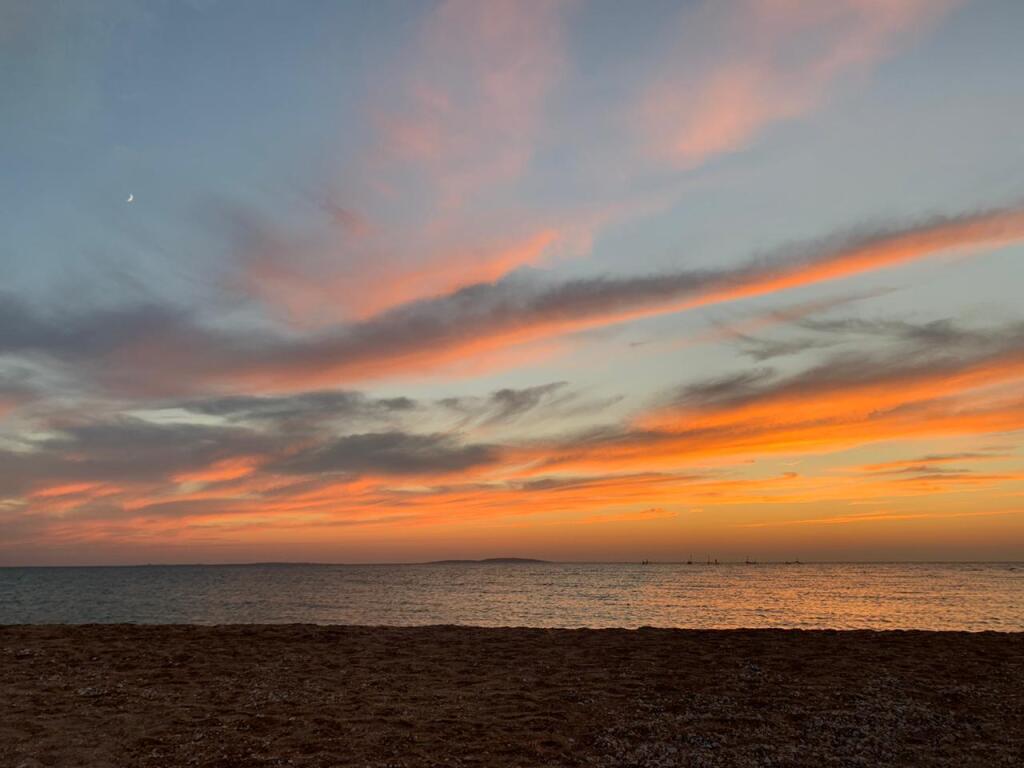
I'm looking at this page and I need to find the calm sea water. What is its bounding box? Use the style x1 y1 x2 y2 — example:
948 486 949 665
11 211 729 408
0 562 1021 630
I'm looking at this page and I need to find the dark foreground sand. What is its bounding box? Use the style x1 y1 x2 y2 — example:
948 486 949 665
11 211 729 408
2 626 1022 767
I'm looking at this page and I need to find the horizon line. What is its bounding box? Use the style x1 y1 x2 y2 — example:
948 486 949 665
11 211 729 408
2 559 1022 569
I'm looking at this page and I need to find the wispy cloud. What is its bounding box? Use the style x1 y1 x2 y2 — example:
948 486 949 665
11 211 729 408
638 0 958 167
237 0 579 324
4 203 1024 397
373 0 574 209
149 204 1024 392
860 452 1012 473
736 509 1019 528
273 431 499 477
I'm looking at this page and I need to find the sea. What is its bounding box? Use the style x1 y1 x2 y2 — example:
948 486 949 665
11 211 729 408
0 561 1021 630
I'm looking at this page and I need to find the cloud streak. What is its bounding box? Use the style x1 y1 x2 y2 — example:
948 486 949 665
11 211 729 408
638 0 958 167
4 204 1024 397
175 204 1024 392
274 431 499 477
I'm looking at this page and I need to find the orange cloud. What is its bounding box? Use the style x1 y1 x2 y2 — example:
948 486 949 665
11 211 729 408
30 482 103 499
216 205 1024 392
239 225 569 328
342 228 563 320
27 482 126 514
172 456 262 485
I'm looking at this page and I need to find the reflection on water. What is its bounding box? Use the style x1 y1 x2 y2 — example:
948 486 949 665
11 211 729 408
0 562 1021 629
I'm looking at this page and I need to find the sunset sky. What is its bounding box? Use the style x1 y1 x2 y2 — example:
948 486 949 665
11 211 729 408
2 0 1023 565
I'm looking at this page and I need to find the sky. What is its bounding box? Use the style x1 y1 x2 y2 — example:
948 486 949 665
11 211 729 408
2 0 1023 565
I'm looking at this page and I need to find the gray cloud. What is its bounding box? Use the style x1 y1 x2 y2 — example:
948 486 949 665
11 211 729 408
0 295 190 360
275 431 499 476
670 369 777 409
1 412 505 509
485 383 568 424
880 465 966 475
730 315 1023 363
440 382 571 425
179 390 418 428
903 452 1005 463
0 367 36 406
797 317 992 347
0 417 276 498
43 418 269 465
735 335 835 361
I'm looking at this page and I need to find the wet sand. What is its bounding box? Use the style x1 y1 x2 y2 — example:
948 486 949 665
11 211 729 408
2 625 1022 767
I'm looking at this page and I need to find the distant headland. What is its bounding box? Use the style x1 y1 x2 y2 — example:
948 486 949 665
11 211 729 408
426 557 549 565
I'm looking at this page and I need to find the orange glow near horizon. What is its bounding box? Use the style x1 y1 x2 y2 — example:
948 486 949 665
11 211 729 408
14 334 1024 561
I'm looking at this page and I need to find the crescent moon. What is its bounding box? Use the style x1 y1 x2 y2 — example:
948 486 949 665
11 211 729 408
126 194 134 203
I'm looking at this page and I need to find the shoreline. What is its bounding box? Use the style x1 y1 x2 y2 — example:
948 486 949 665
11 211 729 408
4 625 1022 766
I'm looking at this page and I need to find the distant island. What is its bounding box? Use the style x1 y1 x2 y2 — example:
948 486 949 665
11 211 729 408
426 558 549 565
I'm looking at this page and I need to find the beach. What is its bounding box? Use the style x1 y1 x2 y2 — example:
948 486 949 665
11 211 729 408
2 626 1022 767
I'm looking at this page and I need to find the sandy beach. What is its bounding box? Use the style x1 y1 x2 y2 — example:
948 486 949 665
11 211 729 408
2 625 1022 767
